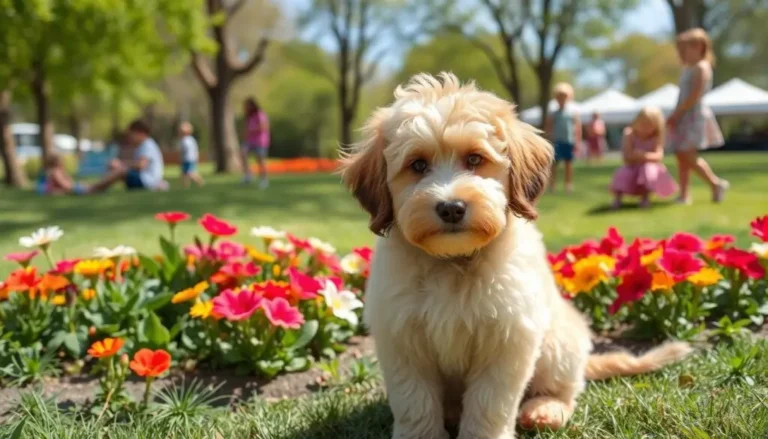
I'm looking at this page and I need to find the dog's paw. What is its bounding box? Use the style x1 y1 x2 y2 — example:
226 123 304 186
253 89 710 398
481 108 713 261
518 397 573 431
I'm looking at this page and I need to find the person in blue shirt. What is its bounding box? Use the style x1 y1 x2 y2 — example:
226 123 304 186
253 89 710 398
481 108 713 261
545 82 581 193
89 119 166 192
178 121 204 188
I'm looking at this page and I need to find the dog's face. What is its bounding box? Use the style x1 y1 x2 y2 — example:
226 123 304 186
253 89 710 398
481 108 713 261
342 73 553 258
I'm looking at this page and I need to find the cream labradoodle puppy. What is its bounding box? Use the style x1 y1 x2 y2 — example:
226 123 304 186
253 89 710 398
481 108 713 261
341 73 691 439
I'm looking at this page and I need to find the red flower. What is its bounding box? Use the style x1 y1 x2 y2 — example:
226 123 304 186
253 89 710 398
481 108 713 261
665 232 704 254
4 250 39 267
318 276 344 291
751 215 768 242
155 211 190 225
614 241 642 276
288 268 322 300
659 249 705 281
252 280 291 301
714 248 766 280
567 240 601 259
637 238 661 255
262 297 304 329
210 262 261 289
609 266 652 314
5 267 41 292
53 258 81 275
599 227 625 256
129 349 171 378
352 247 373 263
199 214 238 237
315 251 341 273
287 234 312 252
212 288 262 321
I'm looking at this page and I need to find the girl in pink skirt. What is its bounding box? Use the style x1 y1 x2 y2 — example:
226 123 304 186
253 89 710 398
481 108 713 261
611 106 678 209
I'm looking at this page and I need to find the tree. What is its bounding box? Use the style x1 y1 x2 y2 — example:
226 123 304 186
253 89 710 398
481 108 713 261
191 0 273 173
597 34 680 97
0 90 27 187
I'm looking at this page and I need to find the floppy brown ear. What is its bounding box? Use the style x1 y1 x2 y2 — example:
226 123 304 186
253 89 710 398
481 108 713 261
499 116 554 221
339 109 394 236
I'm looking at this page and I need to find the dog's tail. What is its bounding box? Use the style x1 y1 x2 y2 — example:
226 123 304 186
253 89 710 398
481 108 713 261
585 341 693 381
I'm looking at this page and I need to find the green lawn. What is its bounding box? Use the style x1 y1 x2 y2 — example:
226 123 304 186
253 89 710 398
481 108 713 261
2 152 767 277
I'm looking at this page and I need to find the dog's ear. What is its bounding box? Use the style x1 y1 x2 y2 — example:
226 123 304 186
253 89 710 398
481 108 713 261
339 108 394 236
496 112 554 221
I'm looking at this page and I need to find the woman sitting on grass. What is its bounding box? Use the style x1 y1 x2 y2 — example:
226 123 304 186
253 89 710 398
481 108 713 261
36 154 85 195
610 106 678 209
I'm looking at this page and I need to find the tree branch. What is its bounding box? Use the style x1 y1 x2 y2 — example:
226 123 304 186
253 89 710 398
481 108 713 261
446 25 510 88
191 51 217 89
226 0 247 16
233 37 270 76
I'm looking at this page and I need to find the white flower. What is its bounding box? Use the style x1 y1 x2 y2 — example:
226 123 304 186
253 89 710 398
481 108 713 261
308 237 336 255
751 242 768 259
19 226 64 249
94 245 137 259
340 253 366 275
320 280 363 326
268 240 295 256
251 226 286 240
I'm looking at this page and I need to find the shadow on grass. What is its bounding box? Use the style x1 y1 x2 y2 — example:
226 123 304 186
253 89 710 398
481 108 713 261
587 199 676 216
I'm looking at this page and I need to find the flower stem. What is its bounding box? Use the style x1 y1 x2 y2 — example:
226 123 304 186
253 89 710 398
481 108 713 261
42 248 55 270
142 377 154 408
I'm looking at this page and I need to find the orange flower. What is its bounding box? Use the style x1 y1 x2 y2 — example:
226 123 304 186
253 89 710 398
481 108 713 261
87 338 124 358
129 348 171 377
81 288 96 300
171 281 209 304
75 259 114 278
651 271 676 292
0 281 8 301
50 295 67 306
641 248 663 267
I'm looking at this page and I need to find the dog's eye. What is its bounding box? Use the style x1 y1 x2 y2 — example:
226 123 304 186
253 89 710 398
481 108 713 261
410 159 428 174
466 154 484 168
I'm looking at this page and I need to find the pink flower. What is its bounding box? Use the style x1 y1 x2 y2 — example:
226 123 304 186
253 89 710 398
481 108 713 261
199 214 238 237
637 238 660 255
216 241 246 261
5 250 39 267
659 249 705 281
287 234 312 253
318 276 344 291
288 268 322 300
155 211 191 225
52 258 81 275
599 227 625 256
751 215 768 242
212 288 262 321
609 266 652 314
352 247 373 263
614 240 641 276
262 297 304 329
714 248 766 280
665 232 704 254
315 251 341 273
183 244 219 261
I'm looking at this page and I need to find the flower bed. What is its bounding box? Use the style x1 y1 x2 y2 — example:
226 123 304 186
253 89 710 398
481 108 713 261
553 215 768 340
255 157 339 175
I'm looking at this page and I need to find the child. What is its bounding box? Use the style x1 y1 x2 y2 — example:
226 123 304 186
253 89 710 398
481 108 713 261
667 28 727 204
545 82 581 192
610 107 678 209
37 154 83 195
178 121 204 188
241 97 270 188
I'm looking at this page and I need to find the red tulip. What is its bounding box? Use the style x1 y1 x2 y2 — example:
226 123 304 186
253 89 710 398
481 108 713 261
199 214 238 237
751 215 768 242
129 348 171 378
154 211 191 224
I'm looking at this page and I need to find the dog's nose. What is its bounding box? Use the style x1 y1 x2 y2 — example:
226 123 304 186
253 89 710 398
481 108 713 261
435 201 467 224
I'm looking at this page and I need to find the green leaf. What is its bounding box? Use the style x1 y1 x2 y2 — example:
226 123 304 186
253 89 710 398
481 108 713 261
169 318 185 340
284 320 319 351
256 360 285 378
99 324 120 335
285 356 310 372
63 333 81 357
138 254 161 277
143 292 172 312
141 312 170 347
46 331 68 352
8 418 25 439
117 290 142 319
160 236 181 266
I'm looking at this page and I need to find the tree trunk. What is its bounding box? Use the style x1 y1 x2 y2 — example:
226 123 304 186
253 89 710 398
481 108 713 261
209 86 241 173
340 106 354 149
537 68 554 129
0 90 28 187
670 0 703 33
32 62 54 164
69 114 83 154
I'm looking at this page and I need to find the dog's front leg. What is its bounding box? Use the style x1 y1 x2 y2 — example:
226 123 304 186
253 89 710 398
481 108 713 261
457 336 541 439
377 336 448 439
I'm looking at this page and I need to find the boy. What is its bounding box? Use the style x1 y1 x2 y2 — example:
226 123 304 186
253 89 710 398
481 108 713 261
178 121 204 187
545 82 581 192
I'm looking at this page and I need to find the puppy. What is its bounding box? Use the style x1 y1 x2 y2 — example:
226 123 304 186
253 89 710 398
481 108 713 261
341 73 691 439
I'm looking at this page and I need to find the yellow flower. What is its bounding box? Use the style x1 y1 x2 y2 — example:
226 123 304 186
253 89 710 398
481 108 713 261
751 243 768 259
74 259 114 278
641 248 663 267
651 271 676 291
576 255 616 273
272 264 281 277
246 245 276 264
81 289 96 300
172 281 209 304
687 267 723 287
189 300 214 319
186 254 196 268
51 295 67 306
568 260 609 295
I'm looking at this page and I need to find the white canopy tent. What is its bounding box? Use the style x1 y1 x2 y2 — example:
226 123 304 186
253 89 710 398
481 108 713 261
519 100 582 126
637 84 679 113
704 78 768 116
577 89 639 124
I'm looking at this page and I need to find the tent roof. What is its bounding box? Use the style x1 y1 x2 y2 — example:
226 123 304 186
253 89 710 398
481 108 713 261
704 78 768 114
578 89 638 123
519 100 581 125
637 84 679 110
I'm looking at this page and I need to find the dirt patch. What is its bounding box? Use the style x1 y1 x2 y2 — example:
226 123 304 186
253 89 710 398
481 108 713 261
0 336 375 418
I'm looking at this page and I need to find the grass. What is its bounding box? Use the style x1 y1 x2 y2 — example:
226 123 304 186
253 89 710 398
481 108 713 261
1 152 767 277
2 338 767 438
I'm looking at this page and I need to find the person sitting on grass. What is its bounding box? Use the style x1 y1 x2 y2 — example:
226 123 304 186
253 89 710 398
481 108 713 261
178 121 204 188
36 154 85 195
610 106 678 209
545 82 581 193
89 119 167 193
